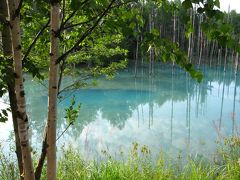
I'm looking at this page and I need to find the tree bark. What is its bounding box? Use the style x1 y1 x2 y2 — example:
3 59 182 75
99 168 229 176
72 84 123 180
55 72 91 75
134 35 139 77
47 2 60 180
224 47 228 72
235 48 239 75
8 0 35 179
35 128 47 180
210 40 215 67
8 83 24 180
0 1 24 179
187 9 193 62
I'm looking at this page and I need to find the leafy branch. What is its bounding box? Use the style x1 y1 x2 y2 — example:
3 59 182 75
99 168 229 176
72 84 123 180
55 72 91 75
22 19 50 62
56 0 117 64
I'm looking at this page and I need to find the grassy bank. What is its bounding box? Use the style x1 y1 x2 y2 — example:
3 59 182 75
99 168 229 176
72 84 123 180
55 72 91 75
1 137 240 180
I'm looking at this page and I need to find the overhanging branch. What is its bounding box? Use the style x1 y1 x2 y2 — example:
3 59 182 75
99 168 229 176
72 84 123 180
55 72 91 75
56 0 117 64
22 19 50 62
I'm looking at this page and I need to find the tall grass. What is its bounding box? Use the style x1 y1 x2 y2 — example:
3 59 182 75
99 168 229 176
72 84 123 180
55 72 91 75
0 144 19 180
1 137 240 180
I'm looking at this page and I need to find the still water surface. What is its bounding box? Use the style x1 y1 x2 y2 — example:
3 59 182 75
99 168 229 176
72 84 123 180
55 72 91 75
1 63 240 160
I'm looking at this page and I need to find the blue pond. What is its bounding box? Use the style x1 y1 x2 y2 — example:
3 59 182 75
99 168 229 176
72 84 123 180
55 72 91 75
1 63 240 160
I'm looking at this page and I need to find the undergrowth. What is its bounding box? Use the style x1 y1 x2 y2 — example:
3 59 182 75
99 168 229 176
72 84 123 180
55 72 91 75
1 137 240 180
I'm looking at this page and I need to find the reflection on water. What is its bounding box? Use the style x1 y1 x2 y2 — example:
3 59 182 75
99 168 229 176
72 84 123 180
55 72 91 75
1 63 240 160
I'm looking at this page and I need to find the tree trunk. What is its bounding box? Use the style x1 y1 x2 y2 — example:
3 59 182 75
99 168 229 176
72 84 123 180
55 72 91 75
35 126 47 180
0 1 24 178
235 49 239 75
224 47 228 72
47 2 60 180
173 11 176 43
187 9 193 62
210 40 215 67
8 0 35 179
149 10 153 76
172 11 176 66
134 35 139 77
191 7 196 61
198 15 203 67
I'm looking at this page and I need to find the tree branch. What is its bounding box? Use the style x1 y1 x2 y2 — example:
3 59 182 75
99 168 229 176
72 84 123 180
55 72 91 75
57 60 66 94
62 14 100 30
58 75 91 95
56 123 73 141
22 19 50 62
56 0 117 64
58 0 89 34
63 0 133 31
35 127 47 180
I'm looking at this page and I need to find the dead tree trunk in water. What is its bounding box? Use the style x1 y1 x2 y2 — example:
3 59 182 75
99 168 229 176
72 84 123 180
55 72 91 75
134 35 139 77
187 9 193 62
235 46 239 75
149 8 154 76
210 40 216 67
224 47 228 72
198 15 203 67
172 11 176 66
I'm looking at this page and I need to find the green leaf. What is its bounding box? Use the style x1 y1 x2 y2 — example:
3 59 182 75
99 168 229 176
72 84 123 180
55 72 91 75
151 28 159 36
215 0 220 8
182 0 193 9
70 0 81 11
129 22 136 29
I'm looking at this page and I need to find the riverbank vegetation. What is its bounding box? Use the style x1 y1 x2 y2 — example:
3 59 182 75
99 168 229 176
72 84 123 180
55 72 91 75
1 136 240 179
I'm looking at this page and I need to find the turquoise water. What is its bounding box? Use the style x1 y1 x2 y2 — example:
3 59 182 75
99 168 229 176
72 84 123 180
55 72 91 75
1 63 240 160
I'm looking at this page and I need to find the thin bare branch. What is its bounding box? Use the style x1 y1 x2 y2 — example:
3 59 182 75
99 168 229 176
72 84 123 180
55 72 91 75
56 123 72 141
58 75 91 95
63 14 100 30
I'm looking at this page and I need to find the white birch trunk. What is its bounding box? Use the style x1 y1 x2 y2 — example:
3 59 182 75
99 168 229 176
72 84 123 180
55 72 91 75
8 0 35 179
47 2 60 180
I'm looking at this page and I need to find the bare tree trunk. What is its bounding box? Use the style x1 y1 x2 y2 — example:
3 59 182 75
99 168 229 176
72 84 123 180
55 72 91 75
224 47 228 72
197 14 201 57
47 1 60 180
8 0 35 179
149 9 153 76
172 11 176 66
173 11 176 43
191 6 196 61
177 14 180 45
210 40 215 67
134 35 139 77
198 15 203 67
187 9 192 61
235 49 239 75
